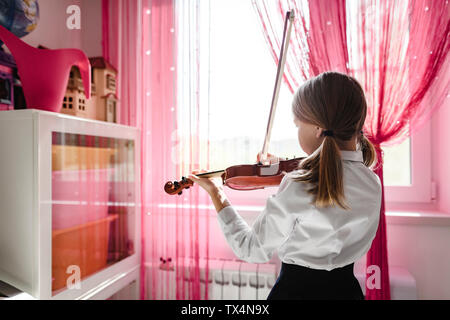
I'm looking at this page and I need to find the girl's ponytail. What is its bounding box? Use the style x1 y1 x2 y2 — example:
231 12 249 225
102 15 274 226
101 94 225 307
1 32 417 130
292 133 349 210
359 132 377 168
316 135 349 210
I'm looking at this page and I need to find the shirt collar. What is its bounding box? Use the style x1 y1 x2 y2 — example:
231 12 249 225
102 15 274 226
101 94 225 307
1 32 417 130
340 150 364 162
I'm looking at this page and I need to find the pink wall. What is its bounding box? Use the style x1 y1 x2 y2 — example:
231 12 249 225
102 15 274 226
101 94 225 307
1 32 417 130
19 0 102 56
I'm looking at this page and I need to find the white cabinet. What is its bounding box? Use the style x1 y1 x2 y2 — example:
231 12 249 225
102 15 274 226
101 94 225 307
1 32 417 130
0 109 141 299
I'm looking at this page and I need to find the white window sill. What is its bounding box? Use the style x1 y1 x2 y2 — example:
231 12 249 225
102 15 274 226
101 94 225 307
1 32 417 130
386 211 450 226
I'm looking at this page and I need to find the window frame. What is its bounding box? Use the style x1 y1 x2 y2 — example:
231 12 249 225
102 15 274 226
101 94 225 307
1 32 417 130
384 118 432 203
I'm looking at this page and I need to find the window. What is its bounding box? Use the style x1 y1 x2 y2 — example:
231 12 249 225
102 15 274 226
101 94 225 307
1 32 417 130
383 119 432 203
383 137 411 186
107 74 116 91
179 0 431 204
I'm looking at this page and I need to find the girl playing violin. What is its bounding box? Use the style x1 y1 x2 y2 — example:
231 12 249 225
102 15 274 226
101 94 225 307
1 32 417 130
188 71 381 300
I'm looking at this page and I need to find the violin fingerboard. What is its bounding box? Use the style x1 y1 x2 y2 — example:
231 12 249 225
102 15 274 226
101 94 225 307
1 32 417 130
197 170 225 178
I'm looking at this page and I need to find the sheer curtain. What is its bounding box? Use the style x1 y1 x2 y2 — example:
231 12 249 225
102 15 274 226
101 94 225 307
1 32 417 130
252 0 449 300
103 0 211 300
171 0 212 300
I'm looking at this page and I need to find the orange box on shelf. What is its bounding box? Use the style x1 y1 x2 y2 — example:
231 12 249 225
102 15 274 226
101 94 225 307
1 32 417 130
52 168 112 230
52 214 118 292
52 145 117 171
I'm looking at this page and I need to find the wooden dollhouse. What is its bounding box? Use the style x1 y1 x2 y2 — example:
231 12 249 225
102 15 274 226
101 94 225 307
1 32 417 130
61 56 118 122
60 66 90 118
103 92 118 123
89 57 118 122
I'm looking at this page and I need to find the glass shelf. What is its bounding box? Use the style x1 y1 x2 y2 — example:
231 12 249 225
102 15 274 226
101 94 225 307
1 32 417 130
51 132 136 295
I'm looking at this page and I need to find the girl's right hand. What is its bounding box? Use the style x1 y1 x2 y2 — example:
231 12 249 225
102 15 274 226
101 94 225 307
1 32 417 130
256 152 279 165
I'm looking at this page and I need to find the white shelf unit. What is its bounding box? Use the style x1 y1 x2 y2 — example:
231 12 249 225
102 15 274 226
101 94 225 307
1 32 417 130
0 109 141 299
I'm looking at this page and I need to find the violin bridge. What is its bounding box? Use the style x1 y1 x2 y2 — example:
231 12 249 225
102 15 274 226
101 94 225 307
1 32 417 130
258 162 280 176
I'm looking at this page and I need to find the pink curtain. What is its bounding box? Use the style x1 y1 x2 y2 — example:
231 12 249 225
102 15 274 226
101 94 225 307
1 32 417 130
252 0 449 300
101 0 110 62
103 0 210 300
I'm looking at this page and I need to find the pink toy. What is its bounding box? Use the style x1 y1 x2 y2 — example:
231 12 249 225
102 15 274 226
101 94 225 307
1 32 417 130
0 25 91 113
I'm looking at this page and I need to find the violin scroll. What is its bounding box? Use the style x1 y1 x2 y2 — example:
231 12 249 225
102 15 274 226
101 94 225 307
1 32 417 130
164 176 194 195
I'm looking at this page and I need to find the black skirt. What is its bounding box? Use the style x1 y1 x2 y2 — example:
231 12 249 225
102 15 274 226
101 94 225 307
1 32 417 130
267 262 364 300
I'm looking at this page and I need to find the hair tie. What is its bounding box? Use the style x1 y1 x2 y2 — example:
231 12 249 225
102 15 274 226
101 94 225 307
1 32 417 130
323 130 334 137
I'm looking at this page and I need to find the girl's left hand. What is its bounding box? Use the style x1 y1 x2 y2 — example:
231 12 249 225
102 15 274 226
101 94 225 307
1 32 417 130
187 169 224 195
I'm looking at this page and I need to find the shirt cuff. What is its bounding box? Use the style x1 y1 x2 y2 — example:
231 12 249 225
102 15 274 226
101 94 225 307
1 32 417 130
217 205 239 225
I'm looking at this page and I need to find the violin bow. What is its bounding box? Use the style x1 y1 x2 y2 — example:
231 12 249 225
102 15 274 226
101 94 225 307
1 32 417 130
260 10 295 162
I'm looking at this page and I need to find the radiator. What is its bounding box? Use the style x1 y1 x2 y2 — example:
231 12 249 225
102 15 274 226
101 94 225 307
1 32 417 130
146 258 277 300
208 260 277 300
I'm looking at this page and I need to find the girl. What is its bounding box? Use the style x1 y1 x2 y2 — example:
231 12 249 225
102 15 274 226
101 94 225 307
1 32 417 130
188 71 382 300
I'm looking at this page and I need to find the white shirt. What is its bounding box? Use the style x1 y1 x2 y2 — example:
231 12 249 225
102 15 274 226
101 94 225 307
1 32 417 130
217 150 382 271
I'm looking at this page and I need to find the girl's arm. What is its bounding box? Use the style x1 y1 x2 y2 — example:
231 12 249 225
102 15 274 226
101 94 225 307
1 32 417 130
212 174 297 263
208 188 231 213
188 168 297 263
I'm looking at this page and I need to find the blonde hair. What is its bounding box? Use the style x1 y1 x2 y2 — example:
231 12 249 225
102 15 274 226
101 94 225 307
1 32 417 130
290 71 376 210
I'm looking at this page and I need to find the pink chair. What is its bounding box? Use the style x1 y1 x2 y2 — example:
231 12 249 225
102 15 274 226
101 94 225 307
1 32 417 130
0 25 91 112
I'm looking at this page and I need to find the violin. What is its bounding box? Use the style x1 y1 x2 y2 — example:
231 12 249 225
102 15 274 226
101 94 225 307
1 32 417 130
164 156 304 195
164 10 298 196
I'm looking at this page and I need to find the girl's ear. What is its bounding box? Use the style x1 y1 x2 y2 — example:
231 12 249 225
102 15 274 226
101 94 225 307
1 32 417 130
315 126 324 139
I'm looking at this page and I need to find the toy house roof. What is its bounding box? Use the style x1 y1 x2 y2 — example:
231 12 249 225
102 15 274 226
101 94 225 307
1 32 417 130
89 57 117 73
101 92 119 100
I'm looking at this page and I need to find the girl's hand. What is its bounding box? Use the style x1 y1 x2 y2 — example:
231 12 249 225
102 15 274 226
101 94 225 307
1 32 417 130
188 169 224 195
256 152 279 165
